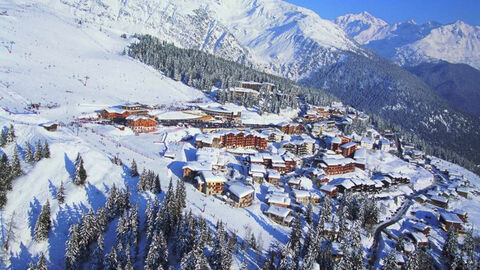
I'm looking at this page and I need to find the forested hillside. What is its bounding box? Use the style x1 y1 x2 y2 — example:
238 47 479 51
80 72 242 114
128 35 480 174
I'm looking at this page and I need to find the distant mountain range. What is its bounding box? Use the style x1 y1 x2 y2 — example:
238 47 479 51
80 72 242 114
335 12 480 70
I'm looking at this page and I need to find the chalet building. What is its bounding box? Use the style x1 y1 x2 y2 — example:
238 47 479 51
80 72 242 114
238 81 275 92
154 111 213 125
320 158 355 175
311 121 336 136
439 211 464 232
182 161 212 180
380 138 391 152
248 154 296 174
121 102 149 115
353 148 366 170
261 129 288 143
265 206 294 226
266 192 291 208
320 185 338 197
196 130 268 150
341 142 357 158
194 171 226 196
311 106 330 119
321 222 340 240
360 137 375 150
101 107 131 120
199 105 241 122
407 232 429 247
287 177 302 188
267 169 281 185
125 115 156 133
227 183 254 207
228 87 260 99
330 137 342 152
456 187 469 198
412 223 431 235
282 135 315 156
40 122 58 132
278 122 304 135
334 180 355 194
453 209 468 222
292 190 320 205
385 173 411 184
430 195 448 208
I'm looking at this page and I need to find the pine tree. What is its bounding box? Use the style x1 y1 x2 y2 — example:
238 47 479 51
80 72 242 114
42 141 50 159
443 227 459 265
103 247 119 270
73 154 87 185
209 222 232 270
34 140 43 162
405 249 420 270
25 142 34 163
0 129 7 147
90 234 104 270
144 231 168 270
36 252 47 270
0 153 12 191
27 261 36 270
57 181 65 204
6 124 15 143
462 229 476 268
181 234 209 270
289 214 302 252
34 200 51 241
153 174 162 194
382 252 397 270
10 146 22 179
130 159 138 177
124 246 134 270
306 199 313 226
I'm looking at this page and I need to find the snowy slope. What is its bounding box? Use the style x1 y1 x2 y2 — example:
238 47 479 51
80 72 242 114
335 12 480 69
0 2 296 268
0 1 205 121
13 0 364 80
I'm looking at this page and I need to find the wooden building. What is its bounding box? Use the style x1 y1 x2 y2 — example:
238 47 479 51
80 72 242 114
265 206 294 226
125 115 157 133
228 184 254 207
195 171 226 196
320 158 355 175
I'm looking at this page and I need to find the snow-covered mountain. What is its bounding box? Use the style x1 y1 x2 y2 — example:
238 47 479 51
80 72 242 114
335 12 480 70
28 0 363 80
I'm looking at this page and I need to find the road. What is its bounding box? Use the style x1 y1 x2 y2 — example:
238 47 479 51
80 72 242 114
368 163 441 269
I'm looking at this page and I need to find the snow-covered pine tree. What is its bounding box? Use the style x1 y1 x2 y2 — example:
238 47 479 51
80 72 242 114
176 179 186 208
0 129 7 147
42 141 50 159
462 229 476 267
90 234 104 270
180 234 209 270
130 159 139 177
27 261 35 270
136 169 147 192
57 181 65 204
36 252 47 270
405 248 420 270
289 213 302 252
175 212 192 258
124 245 134 270
73 154 87 185
144 231 168 270
10 146 22 179
34 140 43 162
6 124 15 143
305 199 313 226
209 221 232 270
25 142 34 163
153 174 162 194
382 251 397 270
65 224 81 270
443 226 459 265
33 200 51 241
103 247 119 270
0 153 12 191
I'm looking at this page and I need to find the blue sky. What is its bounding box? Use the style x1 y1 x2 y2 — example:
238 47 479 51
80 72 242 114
284 0 480 25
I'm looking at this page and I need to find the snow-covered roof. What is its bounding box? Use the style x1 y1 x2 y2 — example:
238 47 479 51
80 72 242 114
154 111 204 120
439 211 463 224
104 107 128 114
331 137 342 144
287 178 302 185
267 169 281 179
412 223 430 232
250 164 266 174
126 115 153 121
292 189 310 198
183 161 212 171
321 158 355 166
267 194 291 206
361 137 375 144
453 209 467 216
354 148 367 159
341 142 356 149
408 231 428 243
250 155 264 163
200 171 226 183
431 195 448 204
228 184 254 198
320 185 337 193
266 206 292 218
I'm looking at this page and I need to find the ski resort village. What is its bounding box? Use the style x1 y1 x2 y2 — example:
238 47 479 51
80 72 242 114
1 1 479 270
